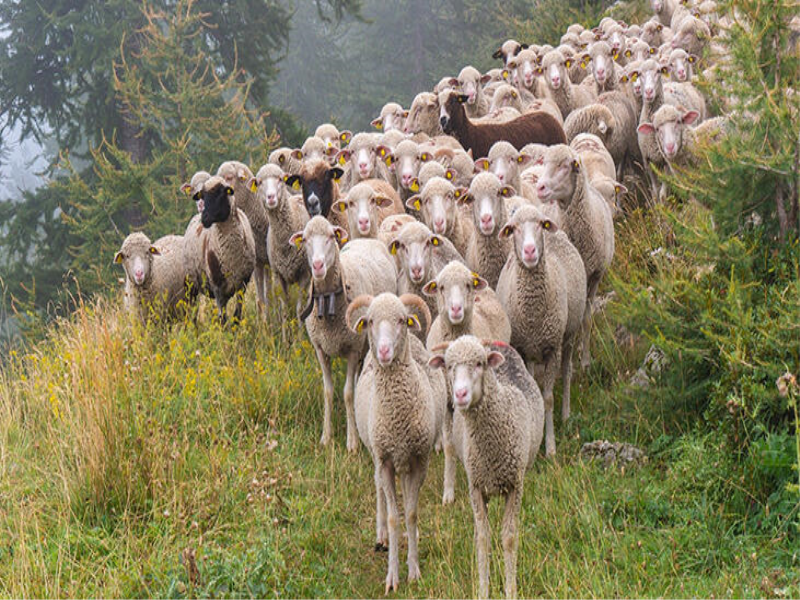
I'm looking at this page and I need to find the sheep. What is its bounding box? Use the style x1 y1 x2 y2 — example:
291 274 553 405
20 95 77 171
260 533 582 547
538 49 597 120
388 220 465 320
581 41 621 95
285 159 348 233
428 336 543 599
570 133 616 184
218 161 271 317
473 141 536 200
641 17 672 48
269 147 303 176
386 139 436 201
378 128 407 152
563 103 616 145
670 15 711 56
489 84 564 125
300 136 330 164
334 179 405 239
651 0 679 27
536 145 615 371
114 232 197 321
591 176 628 214
422 261 512 350
289 216 397 450
347 292 447 592
507 48 548 98
626 39 657 63
180 170 211 210
638 105 726 171
431 147 477 188
439 91 567 160
448 65 490 118
371 102 407 132
665 47 698 82
315 123 352 151
377 214 416 247
196 175 257 323
606 24 629 65
492 39 528 66
405 176 475 258
403 92 442 136
496 205 586 457
335 132 394 191
619 60 645 115
250 163 309 324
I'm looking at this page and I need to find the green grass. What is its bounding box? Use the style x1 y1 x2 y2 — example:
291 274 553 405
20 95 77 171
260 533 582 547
0 207 797 598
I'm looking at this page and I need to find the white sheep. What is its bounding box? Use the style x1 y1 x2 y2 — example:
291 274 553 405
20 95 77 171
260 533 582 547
538 49 597 120
429 336 543 599
333 179 405 239
496 205 586 456
406 176 475 258
371 102 407 132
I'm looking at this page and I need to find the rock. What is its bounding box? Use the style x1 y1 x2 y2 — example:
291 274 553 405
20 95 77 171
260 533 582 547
580 440 647 469
629 344 668 389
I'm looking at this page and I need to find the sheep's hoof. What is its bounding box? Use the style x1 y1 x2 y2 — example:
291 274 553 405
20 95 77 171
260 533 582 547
408 562 421 582
385 569 399 594
374 542 389 553
346 437 359 453
442 489 455 505
319 433 331 446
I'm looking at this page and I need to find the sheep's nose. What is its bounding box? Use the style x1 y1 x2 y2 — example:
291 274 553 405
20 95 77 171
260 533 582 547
454 388 468 403
402 173 413 185
378 344 391 361
410 266 423 280
523 244 537 260
358 217 370 231
596 67 605 77
450 304 463 317
666 142 676 153
497 173 504 181
434 219 445 232
678 70 686 78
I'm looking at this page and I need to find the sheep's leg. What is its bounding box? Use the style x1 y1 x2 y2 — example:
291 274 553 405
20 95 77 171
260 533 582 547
501 486 522 599
215 295 227 325
232 288 246 325
313 343 334 446
470 485 491 599
374 461 388 551
580 277 600 370
442 408 456 505
530 357 557 457
380 461 401 593
253 265 266 318
646 164 660 204
276 275 289 344
561 337 575 422
344 351 360 452
402 461 426 582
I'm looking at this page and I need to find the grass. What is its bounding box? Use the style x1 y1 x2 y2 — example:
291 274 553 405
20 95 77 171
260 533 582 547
0 206 798 598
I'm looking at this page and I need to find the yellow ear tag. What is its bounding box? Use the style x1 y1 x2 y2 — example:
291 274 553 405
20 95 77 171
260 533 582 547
501 187 510 197
543 221 551 230
356 320 364 333
517 156 524 163
380 148 386 157
511 91 517 98
631 73 638 81
114 253 123 264
431 237 439 246
149 246 159 254
406 317 415 327
337 202 347 212
226 187 234 195
473 278 480 288
580 61 587 69
613 52 619 61
294 237 303 249
410 180 420 192
454 190 461 198
502 71 509 79
385 156 393 167
279 155 285 163
250 181 258 193
625 50 631 57
340 133 348 141
413 199 421 211
390 242 398 255
292 180 301 191
614 185 621 193
445 171 453 180
573 160 580 170
429 281 437 290
421 153 428 161
375 122 383 130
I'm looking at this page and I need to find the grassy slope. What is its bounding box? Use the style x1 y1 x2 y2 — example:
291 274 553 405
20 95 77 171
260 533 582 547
0 207 797 598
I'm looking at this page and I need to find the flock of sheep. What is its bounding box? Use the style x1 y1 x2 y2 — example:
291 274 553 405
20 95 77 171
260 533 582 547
113 0 737 595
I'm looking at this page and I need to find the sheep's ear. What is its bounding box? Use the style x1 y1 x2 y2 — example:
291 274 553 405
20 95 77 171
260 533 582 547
334 149 351 166
289 232 304 249
500 185 516 197
332 227 348 245
335 200 348 213
422 280 438 296
448 77 459 87
376 144 390 158
180 182 192 195
486 351 505 369
456 190 472 205
564 57 574 69
149 246 161 255
501 68 511 80
499 222 515 239
285 175 302 191
471 273 488 290
113 251 124 264
660 65 670 77
352 316 367 334
373 195 394 208
541 219 557 232
614 182 628 197
339 130 353 145
453 187 464 200
571 159 580 172
688 54 697 63
406 196 422 212
409 178 421 192
291 149 303 161
225 186 234 196
580 54 589 68
384 153 395 168
492 47 503 60
656 24 663 32
444 169 456 182
430 235 442 247
620 74 629 83
637 122 656 134
517 154 533 167
474 158 490 172
248 177 259 193
388 239 402 255
328 167 344 183
624 48 632 58
402 110 409 118
507 59 518 69
406 314 421 331
649 46 656 54
419 151 432 162
682 110 700 125
630 71 639 81
480 73 492 85
519 43 529 51
457 94 469 104
534 66 543 76
371 117 384 130
237 167 249 181
428 354 446 369
193 191 202 201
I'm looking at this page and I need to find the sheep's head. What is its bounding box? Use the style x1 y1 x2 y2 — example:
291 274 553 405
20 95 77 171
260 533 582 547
539 50 568 91
638 59 667 104
389 140 435 190
458 171 514 236
490 84 522 113
637 105 699 160
251 163 290 210
389 222 445 285
403 92 439 134
347 293 423 367
114 232 159 287
371 102 407 132
439 92 468 134
406 176 460 236
671 17 710 55
217 161 253 199
536 145 581 209
181 170 211 213
499 204 558 269
492 39 527 66
478 140 534 186
423 261 487 327
428 336 505 410
314 123 344 151
507 48 539 91
334 133 381 180
301 136 330 164
335 183 396 238
620 61 644 98
588 41 614 86
667 48 696 82
269 147 304 176
285 160 343 218
289 216 347 282
199 176 235 229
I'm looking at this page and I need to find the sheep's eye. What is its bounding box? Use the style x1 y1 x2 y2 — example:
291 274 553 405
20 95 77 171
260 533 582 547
475 362 482 368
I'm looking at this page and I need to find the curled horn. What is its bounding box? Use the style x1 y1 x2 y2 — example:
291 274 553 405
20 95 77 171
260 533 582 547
345 294 374 330
399 293 433 336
